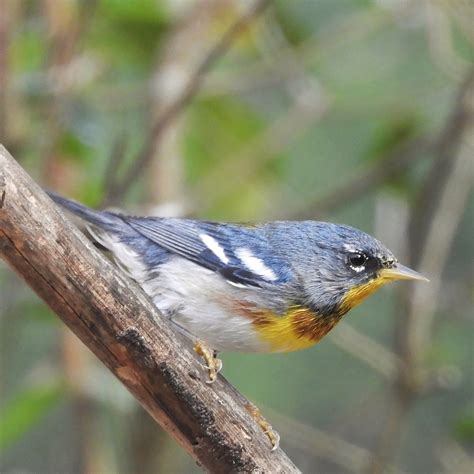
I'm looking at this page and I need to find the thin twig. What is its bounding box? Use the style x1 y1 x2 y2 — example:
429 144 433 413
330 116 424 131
287 67 472 221
189 6 330 214
39 0 98 185
192 90 329 212
329 322 401 379
101 132 129 200
104 0 272 205
202 7 390 98
265 407 407 474
289 136 430 220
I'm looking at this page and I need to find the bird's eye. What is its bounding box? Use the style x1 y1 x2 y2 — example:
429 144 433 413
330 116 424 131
348 252 367 269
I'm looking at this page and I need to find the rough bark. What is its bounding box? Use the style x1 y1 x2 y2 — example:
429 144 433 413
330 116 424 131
0 145 300 474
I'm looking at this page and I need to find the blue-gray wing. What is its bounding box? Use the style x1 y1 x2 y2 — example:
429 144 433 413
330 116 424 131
124 217 293 288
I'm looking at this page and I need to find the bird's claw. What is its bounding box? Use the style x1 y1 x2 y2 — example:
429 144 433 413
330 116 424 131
194 340 222 383
245 402 280 451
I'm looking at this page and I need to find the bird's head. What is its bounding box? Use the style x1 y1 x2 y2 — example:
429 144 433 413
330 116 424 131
292 222 428 317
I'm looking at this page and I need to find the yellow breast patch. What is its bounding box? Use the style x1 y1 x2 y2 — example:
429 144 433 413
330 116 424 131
221 299 338 353
252 307 341 352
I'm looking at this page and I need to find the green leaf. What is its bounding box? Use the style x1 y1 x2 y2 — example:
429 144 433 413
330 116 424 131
454 406 474 444
0 384 63 451
452 19 474 62
185 97 264 185
99 0 167 23
58 131 91 161
88 0 168 68
365 114 422 162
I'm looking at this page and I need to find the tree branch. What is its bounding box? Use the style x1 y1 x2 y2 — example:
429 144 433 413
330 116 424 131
103 0 271 205
0 146 299 474
289 136 430 220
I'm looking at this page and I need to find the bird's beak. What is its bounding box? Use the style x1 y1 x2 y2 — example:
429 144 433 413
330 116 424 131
379 263 429 282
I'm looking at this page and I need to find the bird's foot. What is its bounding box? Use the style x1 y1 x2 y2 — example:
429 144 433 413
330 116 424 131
193 340 222 384
245 402 280 451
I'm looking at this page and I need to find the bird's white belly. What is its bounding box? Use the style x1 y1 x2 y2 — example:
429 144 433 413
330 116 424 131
143 258 271 352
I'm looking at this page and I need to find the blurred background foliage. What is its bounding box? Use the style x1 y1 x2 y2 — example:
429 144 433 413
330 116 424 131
0 0 473 473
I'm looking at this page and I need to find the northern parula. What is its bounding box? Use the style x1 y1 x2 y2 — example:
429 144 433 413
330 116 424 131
49 192 427 368
49 192 428 449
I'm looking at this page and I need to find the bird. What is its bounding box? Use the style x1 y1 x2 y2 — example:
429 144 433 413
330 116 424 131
48 192 428 448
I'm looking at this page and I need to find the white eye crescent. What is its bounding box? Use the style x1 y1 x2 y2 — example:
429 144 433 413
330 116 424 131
348 252 367 272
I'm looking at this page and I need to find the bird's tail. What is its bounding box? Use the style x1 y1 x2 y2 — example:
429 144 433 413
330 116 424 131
47 191 159 281
47 191 125 234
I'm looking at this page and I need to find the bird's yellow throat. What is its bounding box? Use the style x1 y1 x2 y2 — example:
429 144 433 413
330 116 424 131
252 277 388 353
338 277 389 314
